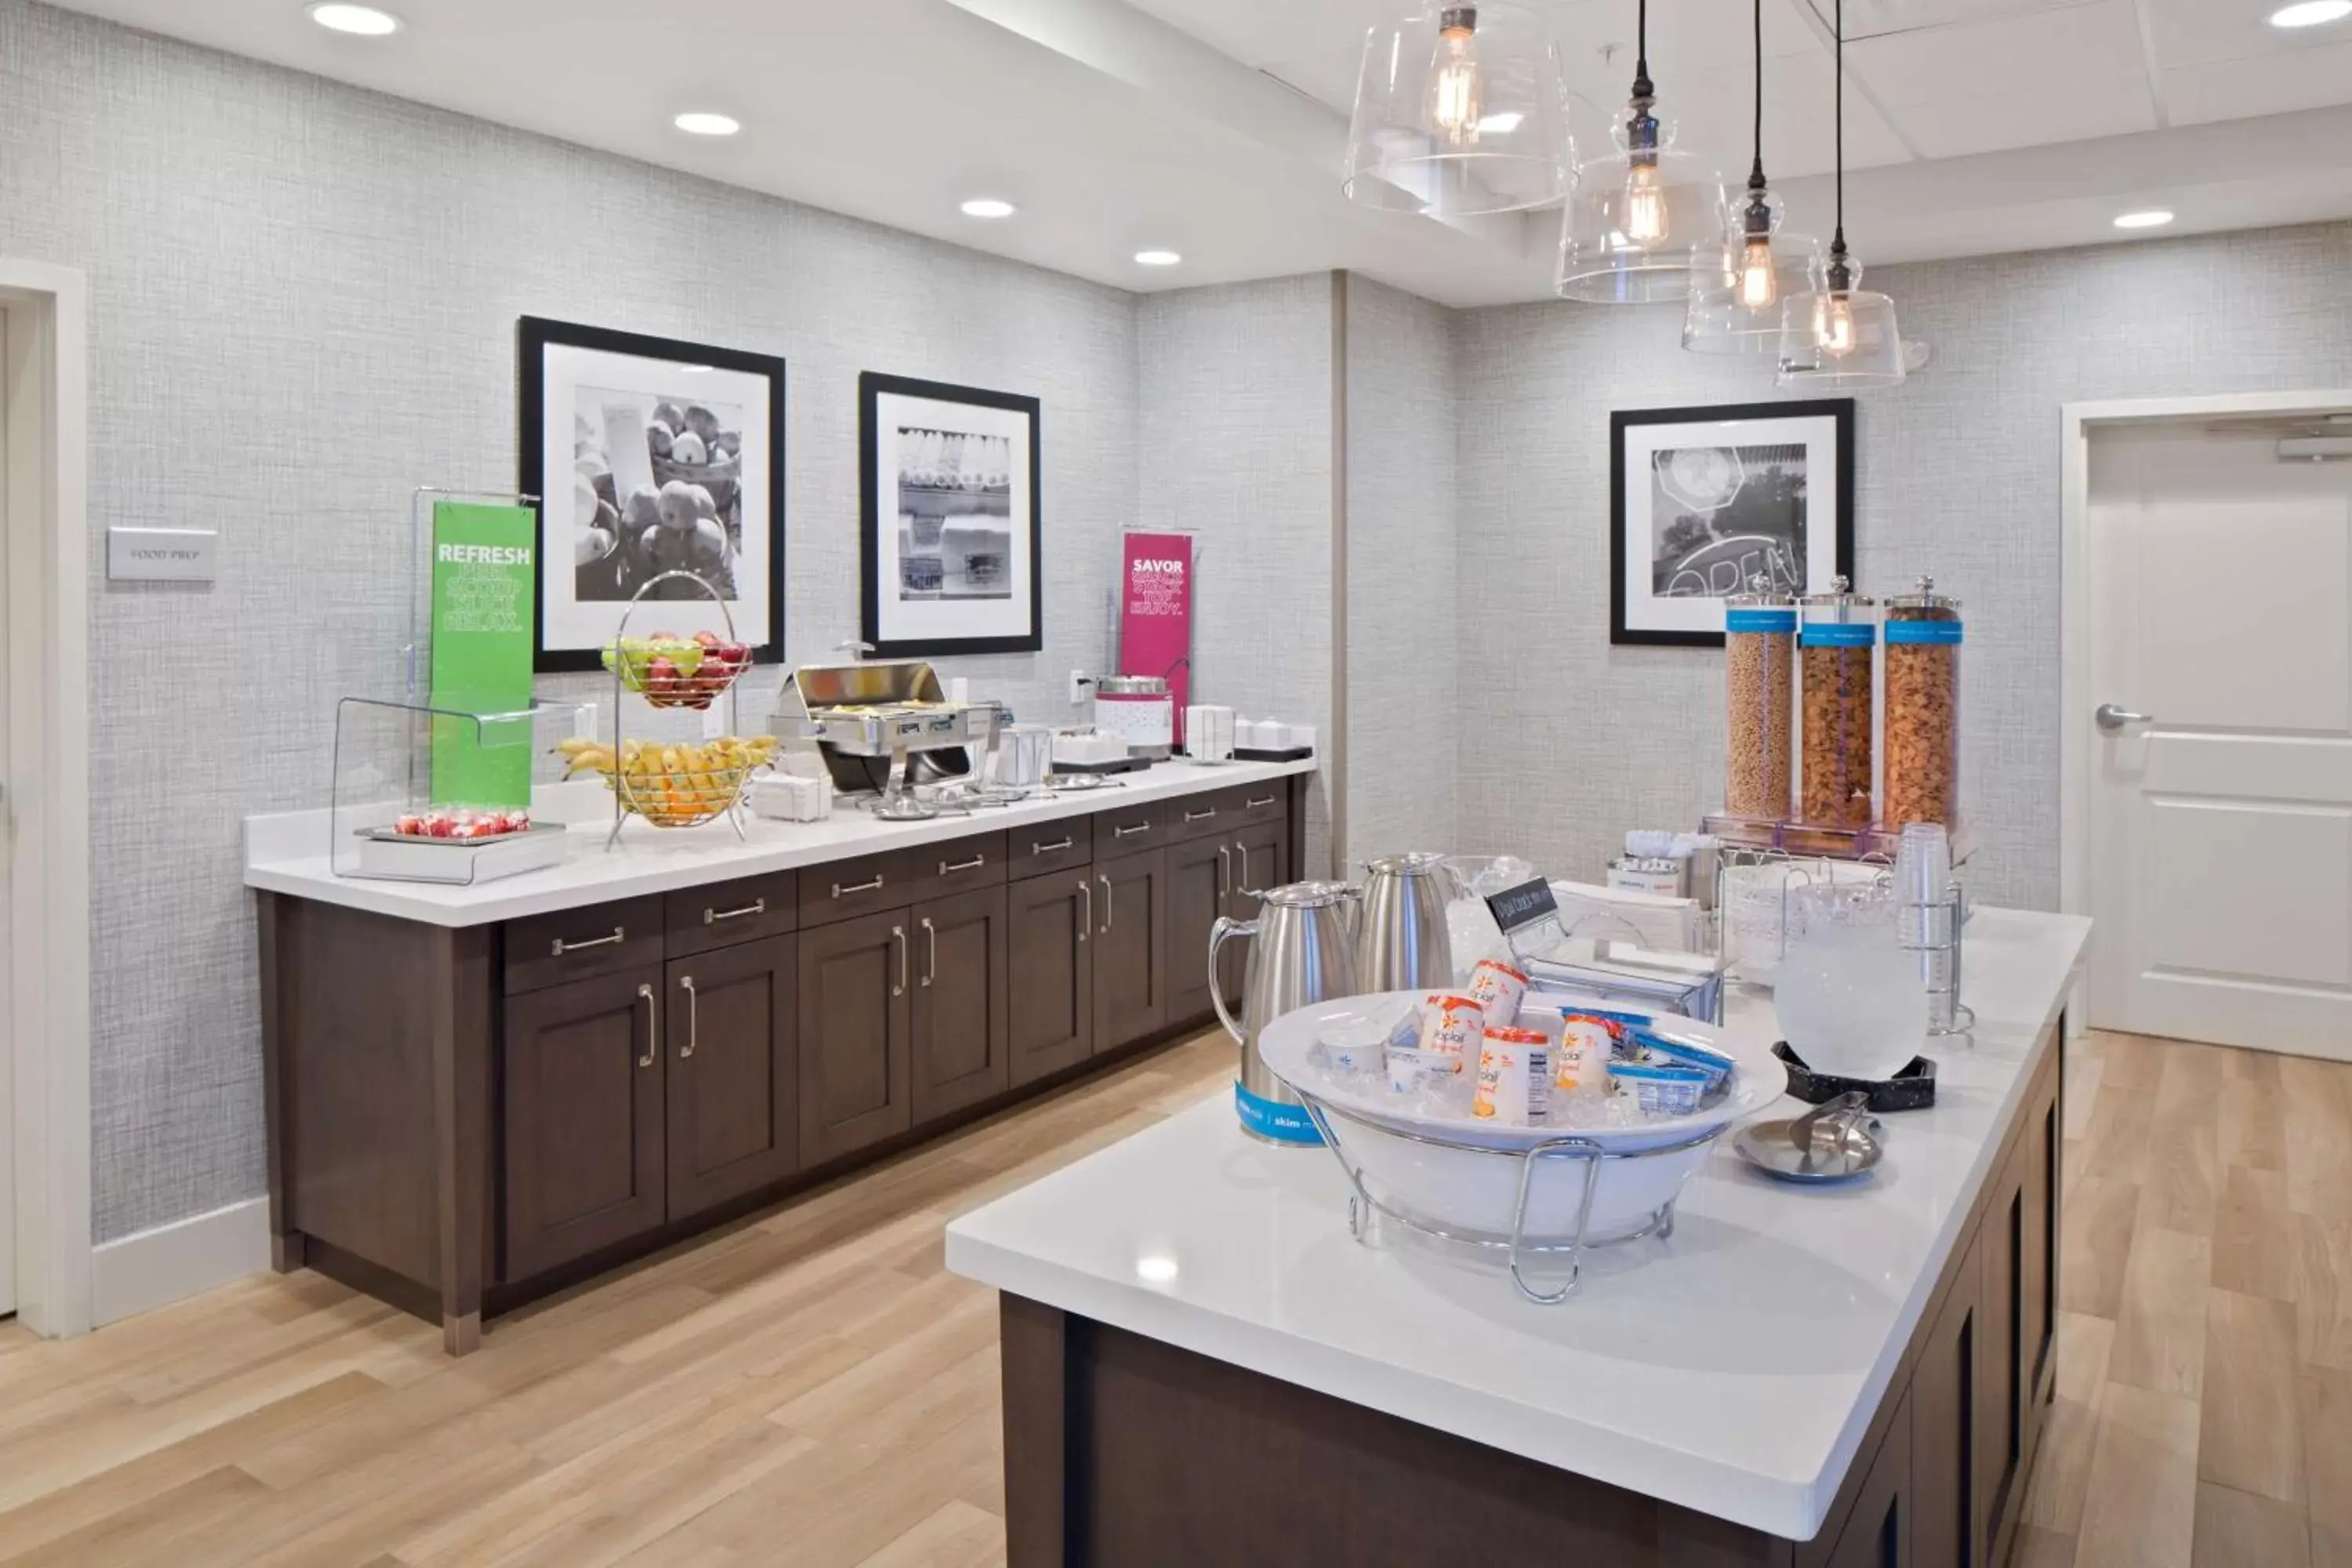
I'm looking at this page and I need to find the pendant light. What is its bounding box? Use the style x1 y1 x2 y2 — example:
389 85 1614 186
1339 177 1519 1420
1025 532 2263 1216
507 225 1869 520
1682 0 1820 354
1343 4 1571 218
1555 0 1730 304
1776 0 1905 387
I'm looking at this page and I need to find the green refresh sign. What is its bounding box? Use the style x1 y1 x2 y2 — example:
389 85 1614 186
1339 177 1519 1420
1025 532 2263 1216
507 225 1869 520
427 500 537 807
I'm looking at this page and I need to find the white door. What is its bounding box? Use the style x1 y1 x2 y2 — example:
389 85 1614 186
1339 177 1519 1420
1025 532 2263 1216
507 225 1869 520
2085 419 2352 1059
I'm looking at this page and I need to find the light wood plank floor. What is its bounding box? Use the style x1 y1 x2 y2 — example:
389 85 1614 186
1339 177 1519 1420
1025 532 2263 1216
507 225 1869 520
0 1027 2344 1566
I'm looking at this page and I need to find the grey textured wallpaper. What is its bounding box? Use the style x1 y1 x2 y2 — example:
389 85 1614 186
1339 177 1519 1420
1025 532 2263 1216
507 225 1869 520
1137 275 1337 877
1344 276 1458 862
1455 222 2352 912
0 1 1138 1242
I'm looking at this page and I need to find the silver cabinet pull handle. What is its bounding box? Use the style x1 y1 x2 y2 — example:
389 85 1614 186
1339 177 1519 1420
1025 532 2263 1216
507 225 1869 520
891 924 907 997
1245 795 1276 809
833 875 886 898
553 927 624 958
1112 822 1151 838
938 855 987 876
1218 844 1232 896
1078 879 1091 942
679 975 698 1058
1183 807 1217 823
636 983 659 1068
2094 703 2155 733
920 918 937 987
1032 837 1073 855
1099 873 1114 935
703 898 766 925
1236 842 1260 896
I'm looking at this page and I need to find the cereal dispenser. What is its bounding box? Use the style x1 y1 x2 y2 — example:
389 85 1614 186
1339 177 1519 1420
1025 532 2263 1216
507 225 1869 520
1798 576 1878 830
1722 579 1795 822
1882 576 1962 830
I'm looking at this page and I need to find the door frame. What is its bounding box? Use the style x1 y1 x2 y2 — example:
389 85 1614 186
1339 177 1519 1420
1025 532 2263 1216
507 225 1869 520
0 260 93 1336
2057 388 2352 1040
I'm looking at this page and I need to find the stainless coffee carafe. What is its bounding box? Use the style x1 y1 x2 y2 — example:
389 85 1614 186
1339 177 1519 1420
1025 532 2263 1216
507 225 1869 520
1210 882 1361 1145
1354 851 1461 994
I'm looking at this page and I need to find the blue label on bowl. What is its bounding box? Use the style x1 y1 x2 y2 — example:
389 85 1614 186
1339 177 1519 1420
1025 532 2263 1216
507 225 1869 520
1235 1081 1324 1145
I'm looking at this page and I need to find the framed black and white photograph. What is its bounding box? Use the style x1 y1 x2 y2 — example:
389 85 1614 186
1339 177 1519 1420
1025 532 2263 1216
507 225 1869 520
860 372 1041 658
1610 399 1855 647
519 317 786 671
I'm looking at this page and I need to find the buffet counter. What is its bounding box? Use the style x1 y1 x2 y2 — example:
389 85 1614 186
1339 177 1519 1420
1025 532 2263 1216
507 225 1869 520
947 907 2089 1564
243 758 1313 1353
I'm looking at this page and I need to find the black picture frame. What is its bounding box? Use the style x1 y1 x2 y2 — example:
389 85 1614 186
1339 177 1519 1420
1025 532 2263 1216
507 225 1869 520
860 371 1044 659
518 316 788 673
1609 398 1856 648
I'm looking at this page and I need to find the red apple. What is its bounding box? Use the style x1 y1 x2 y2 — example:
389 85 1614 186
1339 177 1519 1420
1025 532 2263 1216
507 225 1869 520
693 630 721 649
647 655 680 695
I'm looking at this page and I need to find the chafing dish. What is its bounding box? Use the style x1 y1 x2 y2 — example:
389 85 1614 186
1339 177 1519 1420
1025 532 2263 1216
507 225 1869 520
771 656 1000 820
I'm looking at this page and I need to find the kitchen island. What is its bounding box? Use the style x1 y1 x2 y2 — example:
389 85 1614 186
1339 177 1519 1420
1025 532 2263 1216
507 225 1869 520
947 907 2089 1566
244 757 1314 1353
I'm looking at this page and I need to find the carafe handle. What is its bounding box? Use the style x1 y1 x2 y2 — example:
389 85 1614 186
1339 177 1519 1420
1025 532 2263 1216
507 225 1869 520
1208 916 1258 1045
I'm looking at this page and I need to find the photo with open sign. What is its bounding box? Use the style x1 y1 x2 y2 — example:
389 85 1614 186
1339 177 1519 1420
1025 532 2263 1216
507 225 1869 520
1610 400 1853 647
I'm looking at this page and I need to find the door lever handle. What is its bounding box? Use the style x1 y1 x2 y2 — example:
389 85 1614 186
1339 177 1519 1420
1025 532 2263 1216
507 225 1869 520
2094 703 2154 733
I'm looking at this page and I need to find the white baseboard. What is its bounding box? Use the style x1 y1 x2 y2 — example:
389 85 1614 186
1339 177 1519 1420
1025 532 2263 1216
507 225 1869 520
91 1197 270 1327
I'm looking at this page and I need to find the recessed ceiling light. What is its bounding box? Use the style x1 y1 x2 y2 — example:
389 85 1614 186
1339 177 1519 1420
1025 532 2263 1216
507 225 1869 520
673 112 741 137
307 3 401 35
2113 209 2175 230
1134 249 1182 267
960 198 1016 219
2270 0 2351 27
1134 1255 1179 1283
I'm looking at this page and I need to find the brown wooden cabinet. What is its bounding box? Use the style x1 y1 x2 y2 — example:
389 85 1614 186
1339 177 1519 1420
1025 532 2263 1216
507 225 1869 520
911 886 1012 1123
1910 1230 1982 1568
664 935 798 1222
501 966 667 1280
1093 851 1169 1053
1008 872 1096 1087
1828 1388 1915 1568
796 909 913 1164
1164 834 1229 1025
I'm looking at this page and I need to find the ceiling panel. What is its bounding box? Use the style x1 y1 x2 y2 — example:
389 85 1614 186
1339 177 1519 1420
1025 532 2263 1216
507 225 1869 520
2160 40 2352 125
1798 0 2112 41
2140 0 2352 70
1841 0 2151 105
1122 0 1399 70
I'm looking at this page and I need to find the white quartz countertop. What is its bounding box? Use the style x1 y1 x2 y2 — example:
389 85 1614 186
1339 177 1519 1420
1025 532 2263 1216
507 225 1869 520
242 757 1316 927
946 906 2090 1542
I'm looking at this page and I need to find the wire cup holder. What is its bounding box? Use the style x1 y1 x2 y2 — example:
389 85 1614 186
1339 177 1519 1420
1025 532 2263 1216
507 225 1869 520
1293 1090 1730 1306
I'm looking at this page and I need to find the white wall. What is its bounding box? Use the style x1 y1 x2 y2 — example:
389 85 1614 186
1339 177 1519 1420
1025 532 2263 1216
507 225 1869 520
0 0 1138 1243
1454 221 2352 910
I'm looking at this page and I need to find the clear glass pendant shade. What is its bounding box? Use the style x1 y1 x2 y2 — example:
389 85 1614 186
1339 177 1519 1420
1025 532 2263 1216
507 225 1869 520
1775 248 1907 388
1343 4 1572 218
1682 187 1823 354
1557 110 1731 303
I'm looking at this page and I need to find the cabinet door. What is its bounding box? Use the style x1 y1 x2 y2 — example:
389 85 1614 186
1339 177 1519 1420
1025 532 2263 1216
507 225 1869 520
503 966 666 1280
911 886 1011 1124
1219 821 1289 1002
796 909 913 1165
2022 1066 2059 1411
1911 1233 1983 1568
1164 834 1230 1028
1978 1149 2027 1565
1008 873 1093 1087
665 935 798 1222
1828 1388 1915 1568
1093 849 1169 1052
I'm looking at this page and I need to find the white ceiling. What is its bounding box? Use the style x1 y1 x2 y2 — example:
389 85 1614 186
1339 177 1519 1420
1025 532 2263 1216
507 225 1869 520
45 0 2352 307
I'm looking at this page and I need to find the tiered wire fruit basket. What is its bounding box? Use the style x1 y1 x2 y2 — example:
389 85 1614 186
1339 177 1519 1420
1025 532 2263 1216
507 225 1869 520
558 569 779 846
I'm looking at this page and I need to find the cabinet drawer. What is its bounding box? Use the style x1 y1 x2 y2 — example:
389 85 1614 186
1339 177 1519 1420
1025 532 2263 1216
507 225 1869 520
1008 816 1092 880
1094 798 1165 861
902 831 1007 906
1165 792 1236 845
503 897 666 996
800 850 913 927
664 871 800 959
1232 779 1290 828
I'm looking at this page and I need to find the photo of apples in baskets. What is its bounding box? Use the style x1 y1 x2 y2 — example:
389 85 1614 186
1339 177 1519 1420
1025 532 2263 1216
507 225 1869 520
600 628 753 710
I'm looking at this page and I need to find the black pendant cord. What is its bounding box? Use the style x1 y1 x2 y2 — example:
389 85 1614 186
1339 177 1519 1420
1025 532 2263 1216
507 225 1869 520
1635 0 1652 99
1749 0 1766 194
1831 0 1848 263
